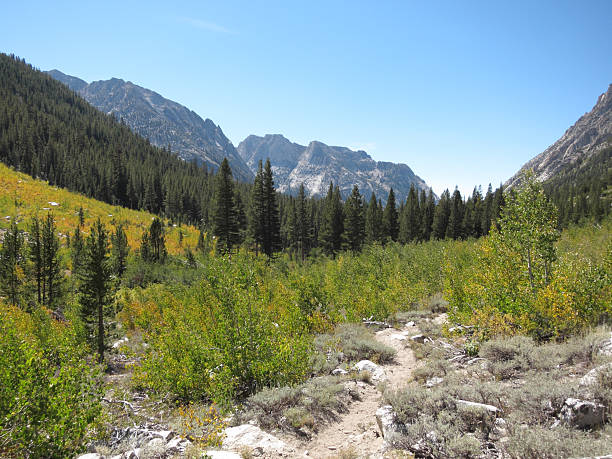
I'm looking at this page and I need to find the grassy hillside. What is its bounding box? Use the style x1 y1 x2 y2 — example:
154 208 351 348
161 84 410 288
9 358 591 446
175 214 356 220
0 162 199 254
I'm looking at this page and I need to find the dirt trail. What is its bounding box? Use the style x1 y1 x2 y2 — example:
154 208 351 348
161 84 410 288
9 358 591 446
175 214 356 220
278 322 418 459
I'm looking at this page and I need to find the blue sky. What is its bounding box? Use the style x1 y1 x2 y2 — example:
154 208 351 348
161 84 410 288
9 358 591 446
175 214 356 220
2 1 611 195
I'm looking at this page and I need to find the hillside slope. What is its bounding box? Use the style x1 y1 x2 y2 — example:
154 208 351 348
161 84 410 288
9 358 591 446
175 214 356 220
0 162 198 254
506 84 612 188
0 53 214 225
47 70 253 182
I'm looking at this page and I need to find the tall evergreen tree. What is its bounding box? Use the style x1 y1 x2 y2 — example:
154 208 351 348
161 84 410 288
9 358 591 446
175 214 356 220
320 182 344 256
383 188 399 242
0 221 25 307
365 192 382 244
400 184 421 243
41 213 61 308
212 158 239 254
28 215 43 304
344 185 365 252
291 183 312 260
261 159 281 257
421 190 435 241
110 223 129 277
79 218 113 363
446 189 464 240
432 189 451 239
248 160 265 255
481 184 494 236
234 188 247 245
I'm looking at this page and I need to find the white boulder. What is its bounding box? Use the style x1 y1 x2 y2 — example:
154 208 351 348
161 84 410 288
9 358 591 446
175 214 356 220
222 424 288 455
353 360 387 382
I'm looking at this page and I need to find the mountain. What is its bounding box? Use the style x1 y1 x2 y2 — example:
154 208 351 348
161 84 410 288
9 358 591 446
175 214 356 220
47 70 253 182
506 84 612 188
238 134 432 202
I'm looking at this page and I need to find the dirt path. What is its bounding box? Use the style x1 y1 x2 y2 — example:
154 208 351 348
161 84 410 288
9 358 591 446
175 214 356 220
277 322 418 459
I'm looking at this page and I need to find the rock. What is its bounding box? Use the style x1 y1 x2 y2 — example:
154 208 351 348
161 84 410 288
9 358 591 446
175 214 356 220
222 424 288 455
390 333 407 341
150 430 174 441
376 405 404 443
204 452 243 459
146 438 165 449
410 334 427 344
456 399 500 414
77 454 103 459
405 321 416 327
425 377 444 388
112 337 129 349
580 363 612 387
166 437 191 453
332 368 348 376
125 449 141 459
560 398 606 428
599 333 612 356
489 418 508 441
353 360 387 382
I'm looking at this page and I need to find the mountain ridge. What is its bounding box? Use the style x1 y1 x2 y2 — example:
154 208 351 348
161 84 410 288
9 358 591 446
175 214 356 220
238 134 433 202
506 84 612 188
46 70 254 182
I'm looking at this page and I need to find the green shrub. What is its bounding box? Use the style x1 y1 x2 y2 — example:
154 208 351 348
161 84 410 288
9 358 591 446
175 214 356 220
133 254 312 404
236 376 351 431
0 303 102 458
504 423 612 459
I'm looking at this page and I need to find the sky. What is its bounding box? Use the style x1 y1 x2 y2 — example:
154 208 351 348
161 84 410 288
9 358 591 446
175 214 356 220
2 1 611 196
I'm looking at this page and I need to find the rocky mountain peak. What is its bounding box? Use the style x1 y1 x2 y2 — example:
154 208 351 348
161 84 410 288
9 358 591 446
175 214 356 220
46 70 254 182
506 84 612 188
238 134 433 203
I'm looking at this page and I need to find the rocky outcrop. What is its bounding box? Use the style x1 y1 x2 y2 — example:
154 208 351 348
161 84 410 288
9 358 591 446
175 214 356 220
580 363 612 387
506 84 612 188
222 424 292 456
560 398 607 429
47 70 253 182
375 405 405 447
238 134 433 203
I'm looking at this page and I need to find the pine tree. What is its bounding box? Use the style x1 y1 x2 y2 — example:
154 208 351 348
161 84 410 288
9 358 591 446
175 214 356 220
421 190 435 241
111 223 129 277
432 189 451 239
79 218 113 363
261 159 281 257
365 192 382 244
383 188 399 242
0 221 25 307
234 188 247 245
403 184 421 242
344 185 365 252
41 213 61 308
446 189 464 240
248 160 265 255
28 215 43 304
482 184 494 235
320 182 344 256
212 158 239 254
292 184 312 260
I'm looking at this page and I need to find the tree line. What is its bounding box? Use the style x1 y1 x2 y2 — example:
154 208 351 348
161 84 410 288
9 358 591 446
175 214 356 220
209 157 507 258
